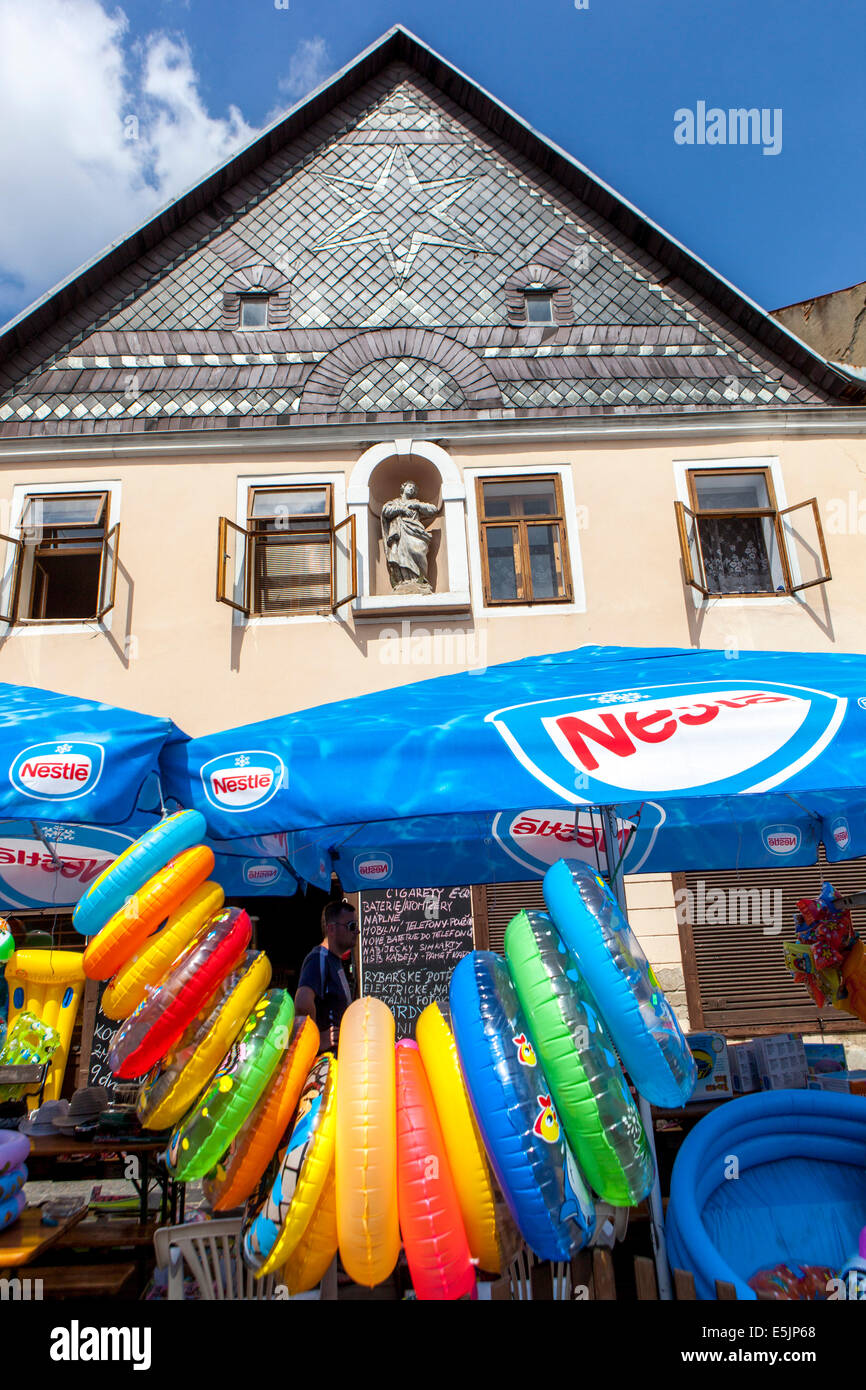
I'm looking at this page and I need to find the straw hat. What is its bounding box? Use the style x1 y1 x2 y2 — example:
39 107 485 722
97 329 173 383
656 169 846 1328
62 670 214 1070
51 1087 109 1132
19 1099 70 1135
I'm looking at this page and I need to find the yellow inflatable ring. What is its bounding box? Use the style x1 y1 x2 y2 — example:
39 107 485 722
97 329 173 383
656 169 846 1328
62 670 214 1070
280 1163 338 1295
241 1053 338 1278
102 881 225 1021
416 1000 501 1274
136 950 271 1131
335 997 400 1288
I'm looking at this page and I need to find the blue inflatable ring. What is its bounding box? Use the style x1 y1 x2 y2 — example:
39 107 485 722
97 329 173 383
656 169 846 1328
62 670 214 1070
0 1190 25 1231
544 859 696 1108
73 809 207 937
450 951 595 1262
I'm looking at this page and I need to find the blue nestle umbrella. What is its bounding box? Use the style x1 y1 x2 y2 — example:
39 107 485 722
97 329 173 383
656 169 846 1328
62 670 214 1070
160 646 866 890
0 682 186 825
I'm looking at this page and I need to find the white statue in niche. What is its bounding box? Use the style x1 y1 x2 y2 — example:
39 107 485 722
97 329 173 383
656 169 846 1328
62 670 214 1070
381 481 439 593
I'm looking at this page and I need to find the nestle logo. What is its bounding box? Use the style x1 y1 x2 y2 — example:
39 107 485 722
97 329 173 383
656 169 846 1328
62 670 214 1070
486 680 844 802
200 751 285 812
762 824 801 855
832 818 851 850
354 854 392 881
243 861 281 886
10 742 104 801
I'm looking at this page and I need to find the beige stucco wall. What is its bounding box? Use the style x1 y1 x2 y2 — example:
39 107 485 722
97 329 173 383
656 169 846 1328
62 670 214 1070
0 426 863 734
1 421 863 1040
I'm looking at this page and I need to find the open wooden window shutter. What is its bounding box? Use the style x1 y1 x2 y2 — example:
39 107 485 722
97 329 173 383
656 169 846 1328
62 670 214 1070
677 847 866 1036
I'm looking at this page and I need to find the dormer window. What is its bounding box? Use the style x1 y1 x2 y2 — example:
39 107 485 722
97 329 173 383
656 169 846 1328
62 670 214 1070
239 294 269 329
524 289 554 324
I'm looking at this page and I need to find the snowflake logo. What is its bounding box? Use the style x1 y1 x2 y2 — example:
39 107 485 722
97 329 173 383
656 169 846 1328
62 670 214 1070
234 755 251 768
588 691 645 705
39 825 75 842
55 743 73 754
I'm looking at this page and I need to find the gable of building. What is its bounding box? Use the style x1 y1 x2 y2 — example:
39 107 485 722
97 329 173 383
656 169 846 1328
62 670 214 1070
1 27 861 438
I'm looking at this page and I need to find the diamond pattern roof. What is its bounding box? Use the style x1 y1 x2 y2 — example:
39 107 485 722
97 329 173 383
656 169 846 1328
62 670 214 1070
0 67 829 432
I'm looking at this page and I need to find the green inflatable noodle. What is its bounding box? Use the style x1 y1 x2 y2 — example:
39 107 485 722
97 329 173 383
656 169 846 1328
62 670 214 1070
166 989 295 1181
504 909 653 1207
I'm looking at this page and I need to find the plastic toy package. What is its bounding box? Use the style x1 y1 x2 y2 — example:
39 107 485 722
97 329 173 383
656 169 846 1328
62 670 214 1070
784 882 866 1019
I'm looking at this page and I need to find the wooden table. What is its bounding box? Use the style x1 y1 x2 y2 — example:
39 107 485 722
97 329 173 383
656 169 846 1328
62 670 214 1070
25 1134 182 1225
0 1204 87 1269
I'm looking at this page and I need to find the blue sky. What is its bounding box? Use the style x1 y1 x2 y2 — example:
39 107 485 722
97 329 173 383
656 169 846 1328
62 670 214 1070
1 0 864 327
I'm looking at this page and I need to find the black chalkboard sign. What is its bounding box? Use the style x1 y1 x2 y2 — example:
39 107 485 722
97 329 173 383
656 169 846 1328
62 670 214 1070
77 978 127 1100
359 885 474 1039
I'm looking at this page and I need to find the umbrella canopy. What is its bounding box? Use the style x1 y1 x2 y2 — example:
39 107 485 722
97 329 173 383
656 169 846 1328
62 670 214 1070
160 646 866 890
0 682 185 825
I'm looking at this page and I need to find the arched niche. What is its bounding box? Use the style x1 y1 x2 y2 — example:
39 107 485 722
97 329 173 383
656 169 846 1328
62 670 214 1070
347 440 470 615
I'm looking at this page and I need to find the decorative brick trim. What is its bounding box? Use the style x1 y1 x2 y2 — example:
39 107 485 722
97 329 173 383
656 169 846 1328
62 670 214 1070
504 262 575 327
298 328 501 413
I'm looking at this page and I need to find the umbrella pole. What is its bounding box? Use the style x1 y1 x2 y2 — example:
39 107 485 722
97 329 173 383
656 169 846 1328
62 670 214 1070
600 805 673 1301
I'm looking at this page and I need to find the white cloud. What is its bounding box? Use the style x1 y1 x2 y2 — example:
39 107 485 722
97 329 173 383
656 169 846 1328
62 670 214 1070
276 36 331 105
0 0 328 328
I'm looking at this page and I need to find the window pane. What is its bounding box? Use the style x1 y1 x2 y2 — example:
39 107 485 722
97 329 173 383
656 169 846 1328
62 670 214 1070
697 515 780 594
525 293 554 324
693 472 770 510
21 494 106 529
250 488 330 531
240 296 268 328
486 526 521 601
482 479 558 518
527 523 566 599
253 536 331 613
26 552 102 619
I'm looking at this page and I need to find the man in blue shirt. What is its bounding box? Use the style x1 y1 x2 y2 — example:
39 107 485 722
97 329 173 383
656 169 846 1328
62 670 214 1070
295 900 358 1054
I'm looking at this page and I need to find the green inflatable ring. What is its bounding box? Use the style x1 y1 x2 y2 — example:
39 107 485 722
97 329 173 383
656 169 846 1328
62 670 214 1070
504 909 653 1207
166 989 295 1181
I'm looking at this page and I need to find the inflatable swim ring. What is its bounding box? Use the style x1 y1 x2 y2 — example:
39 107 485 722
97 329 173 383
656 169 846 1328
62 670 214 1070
0 1190 25 1231
395 1038 475 1301
110 906 251 1079
415 1001 501 1274
243 1052 337 1279
279 1164 338 1295
211 1014 320 1212
101 880 225 1020
0 1129 29 1175
3 950 85 1103
73 809 207 938
504 908 654 1206
166 989 295 1181
335 998 400 1288
0 1164 27 1200
450 951 595 1262
544 859 696 1109
136 949 271 1130
83 844 215 981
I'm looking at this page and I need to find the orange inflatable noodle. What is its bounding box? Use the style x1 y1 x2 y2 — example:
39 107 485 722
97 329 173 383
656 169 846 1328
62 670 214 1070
101 881 225 1020
395 1039 475 1301
212 1015 320 1211
335 997 400 1288
83 845 215 981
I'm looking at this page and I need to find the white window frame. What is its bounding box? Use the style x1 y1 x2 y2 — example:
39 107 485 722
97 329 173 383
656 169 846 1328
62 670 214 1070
673 454 804 608
231 470 349 627
0 478 122 635
465 463 587 618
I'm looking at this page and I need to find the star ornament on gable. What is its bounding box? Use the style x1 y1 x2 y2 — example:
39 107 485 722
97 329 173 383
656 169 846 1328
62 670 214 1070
312 147 486 285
